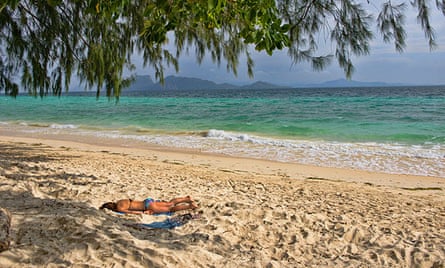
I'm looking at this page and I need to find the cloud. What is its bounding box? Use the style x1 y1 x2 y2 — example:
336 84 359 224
130 2 445 86
352 52 445 84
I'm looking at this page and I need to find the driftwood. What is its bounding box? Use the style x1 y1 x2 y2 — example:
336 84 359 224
0 207 11 252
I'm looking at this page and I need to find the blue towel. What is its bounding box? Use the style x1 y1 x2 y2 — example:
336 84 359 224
132 213 198 229
138 218 185 229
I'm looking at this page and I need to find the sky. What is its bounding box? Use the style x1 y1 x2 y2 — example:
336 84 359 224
131 1 445 87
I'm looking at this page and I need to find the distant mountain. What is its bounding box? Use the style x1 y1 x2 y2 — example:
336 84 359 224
240 81 286 89
129 75 155 90
124 75 403 93
66 75 414 97
125 75 282 91
155 76 238 90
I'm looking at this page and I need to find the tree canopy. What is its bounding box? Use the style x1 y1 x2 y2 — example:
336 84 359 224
1 0 444 98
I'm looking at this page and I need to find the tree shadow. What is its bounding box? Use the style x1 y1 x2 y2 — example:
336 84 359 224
0 142 212 267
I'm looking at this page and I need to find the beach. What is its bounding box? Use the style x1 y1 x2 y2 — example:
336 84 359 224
0 133 444 267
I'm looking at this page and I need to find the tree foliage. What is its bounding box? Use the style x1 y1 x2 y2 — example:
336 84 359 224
1 0 444 98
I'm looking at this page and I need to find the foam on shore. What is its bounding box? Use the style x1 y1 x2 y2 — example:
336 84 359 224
2 123 443 178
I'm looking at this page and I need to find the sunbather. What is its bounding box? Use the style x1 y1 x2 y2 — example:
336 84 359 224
100 196 198 215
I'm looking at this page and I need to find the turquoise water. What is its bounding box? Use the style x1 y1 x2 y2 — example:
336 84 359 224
1 86 444 177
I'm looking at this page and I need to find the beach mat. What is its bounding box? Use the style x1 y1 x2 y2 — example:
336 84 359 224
126 213 201 230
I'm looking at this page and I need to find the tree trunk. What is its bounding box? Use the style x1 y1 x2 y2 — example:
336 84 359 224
0 208 11 252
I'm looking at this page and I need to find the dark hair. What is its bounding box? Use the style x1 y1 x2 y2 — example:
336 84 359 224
99 202 117 211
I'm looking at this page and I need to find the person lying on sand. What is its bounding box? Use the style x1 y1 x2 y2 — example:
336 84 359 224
100 196 198 215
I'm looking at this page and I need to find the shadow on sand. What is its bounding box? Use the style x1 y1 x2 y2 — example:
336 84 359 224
0 142 210 267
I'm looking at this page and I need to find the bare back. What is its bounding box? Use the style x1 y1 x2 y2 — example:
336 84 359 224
116 199 145 212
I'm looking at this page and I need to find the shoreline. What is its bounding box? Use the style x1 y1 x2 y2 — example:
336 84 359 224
1 122 444 179
1 133 444 267
1 132 444 191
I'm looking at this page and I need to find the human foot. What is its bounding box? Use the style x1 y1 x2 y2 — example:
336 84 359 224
190 201 199 210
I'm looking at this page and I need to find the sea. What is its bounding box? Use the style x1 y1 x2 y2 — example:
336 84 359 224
1 86 444 178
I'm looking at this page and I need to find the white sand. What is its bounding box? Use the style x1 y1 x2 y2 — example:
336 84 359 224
0 134 444 267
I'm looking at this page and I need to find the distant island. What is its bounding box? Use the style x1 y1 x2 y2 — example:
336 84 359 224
66 75 417 96
125 75 404 92
126 75 285 91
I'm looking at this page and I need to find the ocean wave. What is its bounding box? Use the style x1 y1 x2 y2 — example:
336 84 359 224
24 122 51 127
14 122 79 130
206 129 253 142
5 125 445 178
201 129 444 177
49 124 78 129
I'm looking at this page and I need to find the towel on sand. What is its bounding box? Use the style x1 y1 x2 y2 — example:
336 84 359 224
128 213 201 229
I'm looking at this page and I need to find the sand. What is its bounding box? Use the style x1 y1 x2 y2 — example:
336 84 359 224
0 134 444 267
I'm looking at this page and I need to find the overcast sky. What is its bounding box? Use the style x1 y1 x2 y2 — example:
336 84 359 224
131 2 445 86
